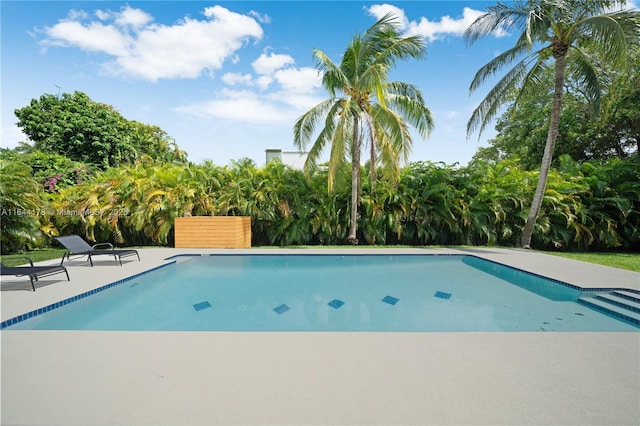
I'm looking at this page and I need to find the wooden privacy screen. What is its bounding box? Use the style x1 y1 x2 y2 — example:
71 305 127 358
174 216 251 248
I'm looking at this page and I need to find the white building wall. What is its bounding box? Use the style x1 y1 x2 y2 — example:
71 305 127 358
265 149 308 169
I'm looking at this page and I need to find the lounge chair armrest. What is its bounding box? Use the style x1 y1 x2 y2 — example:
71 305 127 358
1 256 35 267
92 243 115 250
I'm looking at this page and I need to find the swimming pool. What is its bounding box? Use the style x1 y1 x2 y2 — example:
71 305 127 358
4 254 639 331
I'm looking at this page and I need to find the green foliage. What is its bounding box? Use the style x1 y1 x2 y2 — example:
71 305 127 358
2 138 636 253
14 91 187 169
0 148 91 191
128 121 188 164
0 160 51 253
473 47 640 167
0 249 67 266
391 162 466 245
465 0 639 138
460 160 532 245
587 44 640 158
51 161 228 245
23 156 635 253
465 0 640 248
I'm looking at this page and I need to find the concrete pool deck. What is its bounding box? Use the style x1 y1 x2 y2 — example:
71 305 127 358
1 247 639 425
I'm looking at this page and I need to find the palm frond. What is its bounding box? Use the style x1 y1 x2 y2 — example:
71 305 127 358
375 34 426 69
574 11 640 68
359 12 426 80
327 109 352 192
385 81 434 138
293 98 338 149
371 104 413 164
364 11 402 39
526 1 560 44
366 111 404 184
303 100 344 173
469 42 533 93
313 49 348 96
566 46 601 114
513 54 552 108
464 1 529 45
467 52 538 138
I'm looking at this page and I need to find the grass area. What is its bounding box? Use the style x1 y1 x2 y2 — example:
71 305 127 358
2 247 638 272
0 249 67 266
544 251 640 272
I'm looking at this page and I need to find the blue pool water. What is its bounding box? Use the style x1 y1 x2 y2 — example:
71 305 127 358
6 255 639 331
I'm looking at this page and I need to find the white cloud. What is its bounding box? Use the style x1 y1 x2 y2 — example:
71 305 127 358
611 0 639 10
176 89 295 124
367 4 504 42
0 123 28 149
114 5 153 28
252 52 295 75
44 21 131 56
222 72 254 85
95 10 110 21
366 4 409 28
255 75 273 90
370 1 640 42
41 5 263 82
269 92 323 111
65 9 89 21
274 67 322 94
249 10 271 24
407 8 485 41
219 52 319 94
42 4 318 128
177 66 323 125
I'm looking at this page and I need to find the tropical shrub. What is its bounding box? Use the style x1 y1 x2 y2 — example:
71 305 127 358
52 161 226 245
3 154 637 253
573 157 640 250
0 149 91 192
459 160 532 246
0 160 50 252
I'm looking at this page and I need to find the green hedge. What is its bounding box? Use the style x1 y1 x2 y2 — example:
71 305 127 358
2 155 638 253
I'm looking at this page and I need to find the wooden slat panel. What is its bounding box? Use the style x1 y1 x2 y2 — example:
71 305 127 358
174 217 251 248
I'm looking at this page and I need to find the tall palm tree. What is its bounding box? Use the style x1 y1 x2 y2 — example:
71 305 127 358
464 0 640 248
294 12 433 244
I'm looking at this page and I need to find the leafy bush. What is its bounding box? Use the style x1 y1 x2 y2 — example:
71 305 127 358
3 154 638 253
0 160 48 253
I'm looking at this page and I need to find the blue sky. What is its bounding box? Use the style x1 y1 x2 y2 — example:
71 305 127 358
1 1 635 167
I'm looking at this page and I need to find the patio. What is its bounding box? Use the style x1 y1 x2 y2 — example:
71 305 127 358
2 248 639 425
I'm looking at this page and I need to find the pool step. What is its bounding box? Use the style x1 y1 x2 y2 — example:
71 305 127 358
595 293 640 314
610 290 640 305
577 292 640 326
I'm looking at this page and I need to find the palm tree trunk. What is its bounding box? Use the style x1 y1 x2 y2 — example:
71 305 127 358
347 118 361 244
370 139 376 191
365 113 378 191
520 54 567 248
